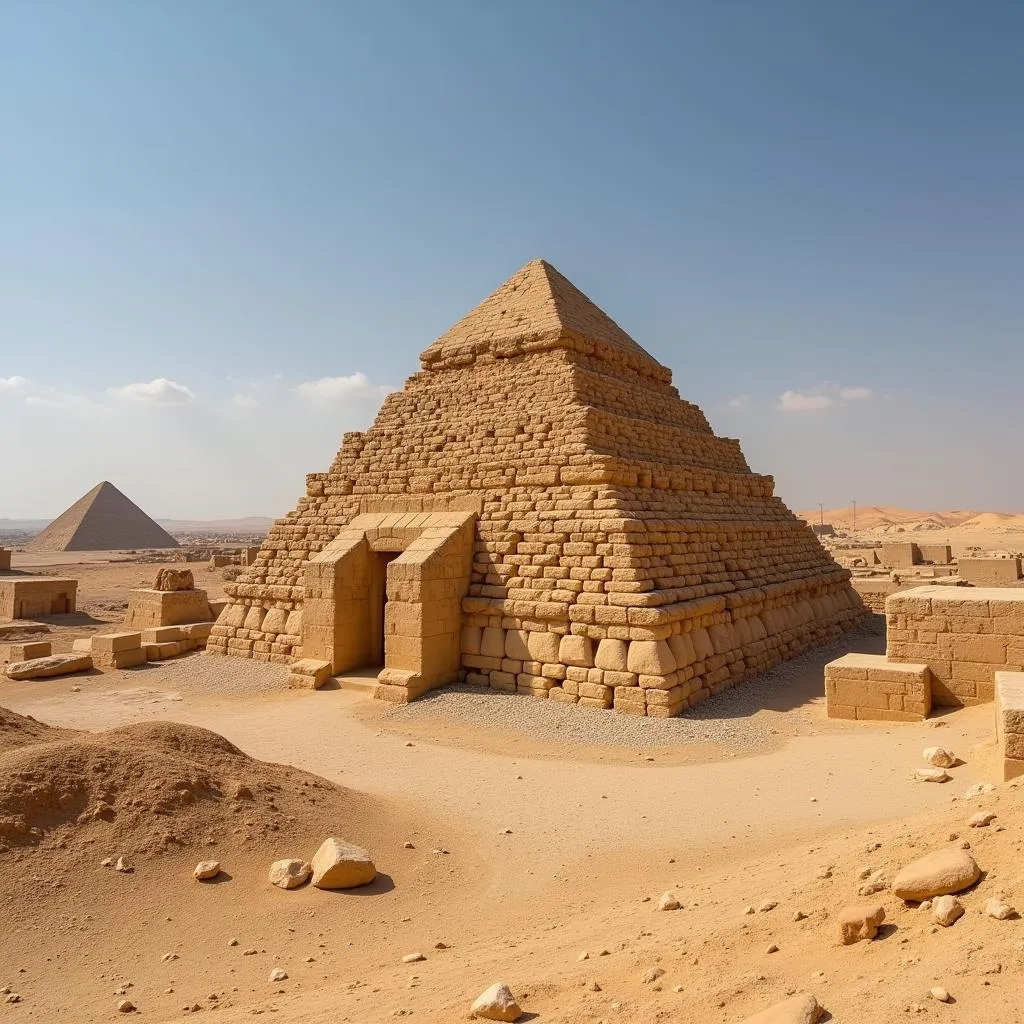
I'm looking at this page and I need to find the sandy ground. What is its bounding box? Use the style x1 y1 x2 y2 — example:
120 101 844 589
1 553 1022 1022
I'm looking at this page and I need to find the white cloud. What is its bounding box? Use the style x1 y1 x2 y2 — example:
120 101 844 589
233 393 260 409
726 394 751 409
777 383 875 412
293 372 391 405
0 376 28 391
109 377 196 406
778 389 834 412
839 386 872 401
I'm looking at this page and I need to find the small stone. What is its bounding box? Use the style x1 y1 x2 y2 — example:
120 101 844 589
764 943 779 954
101 858 114 868
737 992 820 1024
5 994 20 1004
963 782 996 799
923 747 956 768
658 891 681 911
268 859 312 889
643 967 665 983
403 841 415 849
968 812 996 828
915 767 950 783
837 905 885 945
470 983 522 1021
228 938 239 946
933 895 964 927
929 987 951 1003
758 900 778 912
858 877 888 897
115 856 132 873
402 953 425 964
816 866 833 879
985 898 1015 920
118 999 135 1012
744 905 756 915
577 951 590 961
587 980 601 992
792 910 807 922
194 860 220 881
268 968 288 982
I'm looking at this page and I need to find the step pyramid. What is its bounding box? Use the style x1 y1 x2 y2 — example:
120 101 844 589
208 259 865 715
27 481 179 552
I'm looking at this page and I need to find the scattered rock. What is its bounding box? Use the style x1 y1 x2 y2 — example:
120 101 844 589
117 1000 136 1013
194 860 221 881
470 983 522 1022
933 895 964 927
402 953 425 964
764 943 779 954
929 987 951 1003
403 841 415 849
268 969 288 982
968 812 996 828
310 837 376 890
838 905 885 945
923 747 956 768
115 856 132 874
758 900 778 912
738 991 822 1023
658 891 681 911
963 782 996 799
915 767 950 783
644 967 665 983
268 859 311 890
892 849 980 901
985 898 1016 920
793 910 807 922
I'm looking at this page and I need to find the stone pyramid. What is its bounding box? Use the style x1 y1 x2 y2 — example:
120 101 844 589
27 481 179 552
209 259 865 715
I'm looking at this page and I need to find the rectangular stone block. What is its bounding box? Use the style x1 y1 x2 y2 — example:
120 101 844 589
0 641 51 663
92 632 143 653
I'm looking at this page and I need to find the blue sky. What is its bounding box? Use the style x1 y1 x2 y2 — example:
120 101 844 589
2 1 1022 518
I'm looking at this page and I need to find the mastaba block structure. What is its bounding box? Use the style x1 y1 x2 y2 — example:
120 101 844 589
208 260 866 715
26 481 179 552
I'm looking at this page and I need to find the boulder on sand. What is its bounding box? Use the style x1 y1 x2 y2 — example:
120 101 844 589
310 837 376 890
269 859 312 890
739 991 821 1024
892 848 980 901
470 983 522 1022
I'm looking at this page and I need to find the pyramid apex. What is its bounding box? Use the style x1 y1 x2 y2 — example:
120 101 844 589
420 261 667 378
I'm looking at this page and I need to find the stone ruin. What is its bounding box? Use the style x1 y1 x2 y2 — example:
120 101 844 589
208 259 866 715
124 567 214 629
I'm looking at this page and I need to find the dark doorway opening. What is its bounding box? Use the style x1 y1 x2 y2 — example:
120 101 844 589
369 551 399 665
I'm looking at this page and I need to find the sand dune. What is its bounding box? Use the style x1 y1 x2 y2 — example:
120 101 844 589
799 506 982 532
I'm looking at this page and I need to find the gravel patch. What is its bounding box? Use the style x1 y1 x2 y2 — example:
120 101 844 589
383 624 885 752
115 653 290 696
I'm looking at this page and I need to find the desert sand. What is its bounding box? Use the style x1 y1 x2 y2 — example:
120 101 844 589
1 549 1021 1022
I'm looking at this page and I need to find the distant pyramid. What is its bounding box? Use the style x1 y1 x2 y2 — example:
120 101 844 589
26 482 179 551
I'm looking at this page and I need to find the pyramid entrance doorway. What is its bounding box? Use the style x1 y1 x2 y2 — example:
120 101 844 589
302 511 476 702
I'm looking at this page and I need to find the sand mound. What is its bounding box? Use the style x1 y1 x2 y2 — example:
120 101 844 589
0 718 346 858
0 706 72 753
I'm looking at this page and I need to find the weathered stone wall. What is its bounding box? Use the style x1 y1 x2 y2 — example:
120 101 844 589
885 587 1024 706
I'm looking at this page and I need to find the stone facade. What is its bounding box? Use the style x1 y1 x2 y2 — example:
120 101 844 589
827 586 1024 720
0 577 77 620
959 557 1022 585
208 259 865 713
124 588 213 629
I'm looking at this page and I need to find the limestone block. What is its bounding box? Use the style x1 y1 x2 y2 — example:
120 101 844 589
504 629 531 661
594 638 629 671
461 626 482 655
692 628 714 660
261 608 289 635
0 641 51 663
92 632 142 654
6 653 93 680
626 640 675 676
141 626 186 644
480 627 505 659
558 634 593 667
124 589 213 629
526 630 560 662
287 658 332 689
